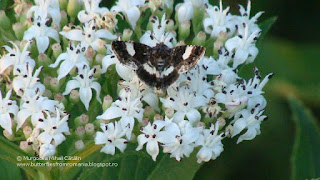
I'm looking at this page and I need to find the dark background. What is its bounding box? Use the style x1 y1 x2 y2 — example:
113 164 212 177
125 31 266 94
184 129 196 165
194 0 320 179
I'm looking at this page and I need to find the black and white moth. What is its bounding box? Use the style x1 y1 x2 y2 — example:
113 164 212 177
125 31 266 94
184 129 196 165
111 41 205 93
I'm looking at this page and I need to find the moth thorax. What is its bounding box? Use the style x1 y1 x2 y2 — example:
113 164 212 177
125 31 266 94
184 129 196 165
157 59 166 71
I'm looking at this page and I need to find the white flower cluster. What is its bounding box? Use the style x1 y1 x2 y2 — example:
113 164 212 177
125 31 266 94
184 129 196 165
0 0 273 163
0 40 69 159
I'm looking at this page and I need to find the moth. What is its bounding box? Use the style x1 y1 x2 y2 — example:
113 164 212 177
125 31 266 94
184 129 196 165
111 41 205 93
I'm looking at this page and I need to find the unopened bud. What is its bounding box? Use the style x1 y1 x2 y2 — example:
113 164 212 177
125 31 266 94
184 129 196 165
102 95 113 111
75 126 85 139
3 130 14 141
50 78 60 93
59 0 68 11
154 114 163 121
75 140 85 150
217 117 226 129
60 10 68 28
70 89 80 104
86 47 95 64
38 53 52 67
20 141 33 153
93 65 101 78
225 125 233 137
165 19 175 31
0 11 12 30
94 54 104 65
54 93 67 105
43 89 53 98
122 29 133 41
96 39 106 54
192 31 206 46
23 126 33 139
144 106 155 119
85 123 95 136
52 43 62 59
67 0 81 20
13 23 25 40
178 21 191 40
44 76 52 87
75 114 89 127
164 108 174 119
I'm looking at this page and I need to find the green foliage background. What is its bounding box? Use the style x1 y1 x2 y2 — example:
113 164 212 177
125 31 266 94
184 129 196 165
0 0 319 179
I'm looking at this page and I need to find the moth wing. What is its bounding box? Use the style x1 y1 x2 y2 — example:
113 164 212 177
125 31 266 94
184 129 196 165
171 45 205 73
111 41 152 66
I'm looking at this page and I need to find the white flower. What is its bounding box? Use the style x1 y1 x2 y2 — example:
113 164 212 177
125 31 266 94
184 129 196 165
162 124 202 161
111 0 145 29
181 64 214 99
60 21 116 51
97 89 144 139
23 13 60 53
203 0 236 38
17 95 57 130
49 43 89 81
0 90 18 134
39 143 56 159
161 86 206 124
175 1 193 23
237 0 263 34
225 25 260 68
36 109 70 146
196 121 226 163
147 0 173 12
63 65 101 110
231 106 267 143
136 118 174 161
95 121 128 155
0 41 35 75
28 0 61 28
140 14 176 48
12 65 45 97
215 84 248 117
78 0 109 23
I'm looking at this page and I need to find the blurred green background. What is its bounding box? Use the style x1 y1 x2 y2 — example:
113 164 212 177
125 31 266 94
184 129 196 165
195 0 320 179
0 0 319 179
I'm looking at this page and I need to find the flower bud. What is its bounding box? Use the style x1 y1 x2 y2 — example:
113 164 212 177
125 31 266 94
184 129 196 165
141 117 150 126
0 10 12 30
85 123 95 136
54 93 67 105
96 39 106 54
12 23 25 40
165 19 175 31
164 108 174 119
23 126 33 139
93 65 101 79
192 31 206 46
3 130 14 141
67 0 82 21
122 29 133 41
94 54 104 65
43 89 53 98
154 114 163 121
44 76 52 87
75 126 86 139
217 117 226 129
69 89 80 104
20 141 33 153
144 106 155 119
102 95 113 111
52 43 62 59
38 53 52 67
86 47 95 64
59 0 68 11
178 21 191 40
75 140 85 150
60 10 68 28
75 114 89 127
50 78 61 93
225 125 233 137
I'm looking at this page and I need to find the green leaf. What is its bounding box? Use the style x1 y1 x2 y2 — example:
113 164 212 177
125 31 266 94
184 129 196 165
0 157 22 180
65 143 202 180
257 16 277 45
0 0 8 10
288 97 320 180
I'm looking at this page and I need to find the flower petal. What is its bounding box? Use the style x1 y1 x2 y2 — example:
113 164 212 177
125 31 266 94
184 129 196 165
79 87 92 110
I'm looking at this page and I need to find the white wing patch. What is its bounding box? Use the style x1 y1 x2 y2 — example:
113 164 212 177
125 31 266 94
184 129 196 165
161 66 174 76
143 63 157 75
182 46 194 60
126 42 135 56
